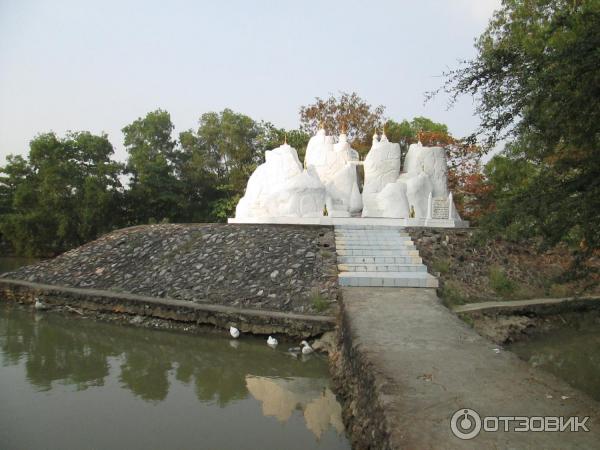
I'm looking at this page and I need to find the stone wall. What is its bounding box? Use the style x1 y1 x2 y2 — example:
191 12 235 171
2 223 338 316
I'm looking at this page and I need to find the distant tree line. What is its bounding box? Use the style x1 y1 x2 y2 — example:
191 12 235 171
0 109 306 256
4 0 599 263
1 97 479 257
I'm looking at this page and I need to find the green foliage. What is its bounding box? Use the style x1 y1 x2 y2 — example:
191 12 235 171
310 290 329 313
438 0 600 249
385 116 449 161
179 109 307 222
0 132 123 256
123 109 184 224
440 280 466 308
431 258 451 275
488 266 516 298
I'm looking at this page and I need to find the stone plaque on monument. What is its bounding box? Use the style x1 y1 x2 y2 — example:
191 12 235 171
432 197 449 220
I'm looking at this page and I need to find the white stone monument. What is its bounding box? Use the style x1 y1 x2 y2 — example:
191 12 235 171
235 142 325 219
361 131 401 217
304 127 361 217
231 127 467 227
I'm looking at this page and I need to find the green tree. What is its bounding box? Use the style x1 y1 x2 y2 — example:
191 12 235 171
437 0 600 248
179 109 303 221
0 132 123 256
258 122 310 162
385 116 449 161
123 109 184 224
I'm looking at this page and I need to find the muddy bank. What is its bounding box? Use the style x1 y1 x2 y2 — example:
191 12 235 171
456 297 600 345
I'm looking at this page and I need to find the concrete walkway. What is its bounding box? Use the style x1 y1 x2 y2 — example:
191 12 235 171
340 287 600 449
453 296 600 313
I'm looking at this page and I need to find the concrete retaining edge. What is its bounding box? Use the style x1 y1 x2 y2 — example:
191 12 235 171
0 278 335 338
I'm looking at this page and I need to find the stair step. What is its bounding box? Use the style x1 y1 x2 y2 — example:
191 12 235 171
336 244 415 250
335 237 412 243
338 263 427 272
338 272 439 288
337 255 423 264
337 249 420 256
335 225 407 230
335 234 410 238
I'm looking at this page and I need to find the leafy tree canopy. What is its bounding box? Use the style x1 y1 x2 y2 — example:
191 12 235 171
437 0 600 249
299 91 385 153
0 132 123 256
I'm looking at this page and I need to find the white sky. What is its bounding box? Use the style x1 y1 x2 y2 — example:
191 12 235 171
0 0 501 164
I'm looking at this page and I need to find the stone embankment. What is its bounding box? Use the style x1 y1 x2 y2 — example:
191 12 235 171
0 224 338 337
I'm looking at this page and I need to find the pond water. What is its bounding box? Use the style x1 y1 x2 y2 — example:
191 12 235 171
508 316 600 401
0 257 39 274
0 306 349 450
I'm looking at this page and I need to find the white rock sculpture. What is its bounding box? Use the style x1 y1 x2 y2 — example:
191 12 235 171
398 142 461 219
402 143 449 197
361 132 401 217
305 128 361 217
235 143 325 219
233 127 463 223
376 181 410 218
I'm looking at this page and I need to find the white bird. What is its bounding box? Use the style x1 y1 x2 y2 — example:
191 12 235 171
300 340 314 354
34 298 47 310
229 326 240 339
267 336 278 347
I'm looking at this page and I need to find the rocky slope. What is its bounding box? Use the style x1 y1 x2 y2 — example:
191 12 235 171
2 224 338 315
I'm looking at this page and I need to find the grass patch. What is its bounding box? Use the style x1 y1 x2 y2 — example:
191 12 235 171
310 289 329 313
431 258 451 275
440 280 466 308
489 265 517 298
460 314 475 327
321 250 333 259
548 283 571 298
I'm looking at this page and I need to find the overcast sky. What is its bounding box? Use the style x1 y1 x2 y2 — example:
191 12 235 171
0 0 501 163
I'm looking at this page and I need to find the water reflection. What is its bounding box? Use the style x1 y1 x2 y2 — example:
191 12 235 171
509 318 600 401
0 306 347 446
247 376 345 439
0 256 39 274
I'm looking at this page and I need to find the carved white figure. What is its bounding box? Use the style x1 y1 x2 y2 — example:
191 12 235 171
304 128 361 217
376 181 410 218
402 142 449 197
361 132 401 217
235 143 325 219
398 142 460 219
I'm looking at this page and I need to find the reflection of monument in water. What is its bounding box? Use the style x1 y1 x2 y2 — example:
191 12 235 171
230 126 468 227
246 375 345 439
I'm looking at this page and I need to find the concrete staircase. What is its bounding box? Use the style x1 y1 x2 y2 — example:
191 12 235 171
335 225 438 288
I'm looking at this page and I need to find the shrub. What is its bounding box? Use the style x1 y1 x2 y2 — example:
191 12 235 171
432 258 451 275
310 289 329 313
489 266 516 298
440 281 466 308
